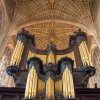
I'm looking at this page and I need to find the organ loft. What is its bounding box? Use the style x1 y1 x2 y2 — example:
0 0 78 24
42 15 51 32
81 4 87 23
3 28 96 100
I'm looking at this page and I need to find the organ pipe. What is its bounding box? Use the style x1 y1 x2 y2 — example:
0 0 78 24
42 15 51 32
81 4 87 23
25 66 37 99
79 40 92 66
10 40 24 66
48 51 55 64
46 77 54 99
62 65 75 99
7 39 25 87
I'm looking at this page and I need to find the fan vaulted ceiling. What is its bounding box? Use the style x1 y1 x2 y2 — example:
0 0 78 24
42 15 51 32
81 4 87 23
5 0 95 50
25 22 87 50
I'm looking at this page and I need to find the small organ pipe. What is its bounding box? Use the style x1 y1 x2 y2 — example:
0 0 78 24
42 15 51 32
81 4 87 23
46 77 54 99
25 69 31 98
48 51 55 64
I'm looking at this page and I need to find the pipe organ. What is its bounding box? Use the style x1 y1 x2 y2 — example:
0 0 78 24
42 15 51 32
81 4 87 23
25 59 39 99
75 30 92 66
10 31 26 66
6 28 96 100
60 59 75 99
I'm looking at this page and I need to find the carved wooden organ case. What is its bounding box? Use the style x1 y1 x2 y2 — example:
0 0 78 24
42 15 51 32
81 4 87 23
6 29 96 100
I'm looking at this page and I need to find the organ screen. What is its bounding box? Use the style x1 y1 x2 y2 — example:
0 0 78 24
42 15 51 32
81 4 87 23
6 28 96 100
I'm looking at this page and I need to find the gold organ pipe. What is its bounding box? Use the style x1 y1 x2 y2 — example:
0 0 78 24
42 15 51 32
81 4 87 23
48 79 50 98
63 68 68 98
48 51 55 64
35 70 38 96
46 78 50 98
68 68 72 98
15 41 19 64
51 78 54 98
62 73 65 96
65 68 68 98
29 68 33 99
13 41 20 64
18 43 24 65
33 70 36 97
17 41 24 65
69 70 72 98
67 67 71 98
81 42 89 65
79 43 86 65
72 76 75 98
15 40 22 65
10 40 20 65
83 41 92 65
81 42 87 65
30 68 33 98
79 41 92 66
32 67 37 97
70 71 75 98
64 68 68 98
30 67 34 97
80 42 86 65
31 67 35 97
25 69 31 98
14 41 21 65
62 66 75 99
63 72 66 97
79 45 83 64
69 68 72 98
10 40 24 66
69 69 75 98
15 41 20 65
25 66 37 99
46 77 54 99
46 78 49 98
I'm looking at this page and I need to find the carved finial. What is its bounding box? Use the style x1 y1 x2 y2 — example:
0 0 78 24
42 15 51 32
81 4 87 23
78 28 81 32
22 28 25 32
21 28 29 34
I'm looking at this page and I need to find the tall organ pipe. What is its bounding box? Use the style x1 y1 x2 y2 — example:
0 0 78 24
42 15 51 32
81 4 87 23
60 59 75 99
25 66 37 99
78 39 92 66
10 35 26 66
45 77 54 99
25 57 42 99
